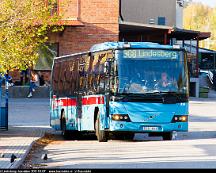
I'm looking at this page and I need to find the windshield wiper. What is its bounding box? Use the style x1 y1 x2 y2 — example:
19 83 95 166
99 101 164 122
114 93 164 102
143 91 183 103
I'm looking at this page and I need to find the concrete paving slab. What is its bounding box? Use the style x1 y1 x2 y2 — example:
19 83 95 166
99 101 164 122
0 126 52 168
0 98 51 169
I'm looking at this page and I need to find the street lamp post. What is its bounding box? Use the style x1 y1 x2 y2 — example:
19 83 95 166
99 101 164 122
214 52 216 71
0 74 9 130
0 76 2 127
5 80 9 130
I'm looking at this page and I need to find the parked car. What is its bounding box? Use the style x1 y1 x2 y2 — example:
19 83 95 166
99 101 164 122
208 70 216 90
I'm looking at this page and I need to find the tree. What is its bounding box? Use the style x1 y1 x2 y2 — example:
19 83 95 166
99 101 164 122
183 2 216 50
209 8 216 50
0 0 64 73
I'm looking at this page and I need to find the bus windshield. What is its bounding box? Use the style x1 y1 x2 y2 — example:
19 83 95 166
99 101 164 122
117 49 188 94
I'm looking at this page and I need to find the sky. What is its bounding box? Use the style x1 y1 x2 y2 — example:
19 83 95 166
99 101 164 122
192 0 216 7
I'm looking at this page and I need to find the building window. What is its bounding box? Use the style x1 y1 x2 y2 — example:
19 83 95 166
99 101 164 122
35 43 59 71
158 17 166 25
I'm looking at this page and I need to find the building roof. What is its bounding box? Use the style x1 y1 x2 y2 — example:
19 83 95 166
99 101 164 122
170 28 211 40
169 28 200 40
199 32 211 40
119 20 211 41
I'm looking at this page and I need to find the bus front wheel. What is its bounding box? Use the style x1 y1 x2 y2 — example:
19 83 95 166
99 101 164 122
95 112 108 142
162 132 173 140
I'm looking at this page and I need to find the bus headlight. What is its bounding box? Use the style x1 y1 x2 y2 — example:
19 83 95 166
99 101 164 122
112 114 131 122
172 115 188 123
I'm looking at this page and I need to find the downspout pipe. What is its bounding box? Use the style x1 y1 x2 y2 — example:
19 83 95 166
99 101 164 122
119 0 124 21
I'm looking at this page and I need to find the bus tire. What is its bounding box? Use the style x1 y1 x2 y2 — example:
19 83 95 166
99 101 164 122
162 132 173 140
95 112 108 142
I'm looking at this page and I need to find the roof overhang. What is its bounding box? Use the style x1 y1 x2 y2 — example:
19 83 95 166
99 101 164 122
169 28 211 40
119 21 211 41
119 21 172 33
169 28 200 40
199 32 211 40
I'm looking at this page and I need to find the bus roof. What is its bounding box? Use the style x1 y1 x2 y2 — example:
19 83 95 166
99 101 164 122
54 42 184 60
90 42 182 52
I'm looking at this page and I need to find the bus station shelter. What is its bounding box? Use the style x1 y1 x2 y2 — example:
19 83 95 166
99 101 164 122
119 22 211 97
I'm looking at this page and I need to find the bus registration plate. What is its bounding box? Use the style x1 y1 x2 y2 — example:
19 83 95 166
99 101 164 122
143 126 159 131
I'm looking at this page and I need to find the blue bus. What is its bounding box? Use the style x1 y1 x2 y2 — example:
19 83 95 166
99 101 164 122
50 42 189 142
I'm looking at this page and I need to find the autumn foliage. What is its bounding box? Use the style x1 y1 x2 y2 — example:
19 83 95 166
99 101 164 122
184 2 216 50
0 0 63 72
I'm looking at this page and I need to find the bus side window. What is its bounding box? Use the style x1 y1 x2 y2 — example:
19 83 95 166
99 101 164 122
92 54 100 93
92 53 109 94
69 60 76 95
52 63 60 95
98 53 107 93
64 61 71 96
83 54 90 94
58 61 66 97
87 55 95 94
79 57 86 92
74 60 79 94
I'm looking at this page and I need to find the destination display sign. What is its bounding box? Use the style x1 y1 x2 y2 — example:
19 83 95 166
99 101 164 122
123 49 179 60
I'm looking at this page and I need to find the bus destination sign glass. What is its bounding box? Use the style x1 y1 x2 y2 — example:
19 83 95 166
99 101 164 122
123 49 178 60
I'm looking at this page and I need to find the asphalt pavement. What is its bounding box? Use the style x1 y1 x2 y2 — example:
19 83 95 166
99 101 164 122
18 97 216 169
1 96 216 169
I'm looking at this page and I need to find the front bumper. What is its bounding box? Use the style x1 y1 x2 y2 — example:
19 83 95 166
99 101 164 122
109 121 188 132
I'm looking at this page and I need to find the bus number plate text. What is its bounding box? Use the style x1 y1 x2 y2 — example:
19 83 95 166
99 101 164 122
143 126 159 131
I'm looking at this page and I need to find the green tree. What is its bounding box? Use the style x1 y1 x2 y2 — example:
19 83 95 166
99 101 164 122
0 0 63 73
183 2 216 50
209 8 216 50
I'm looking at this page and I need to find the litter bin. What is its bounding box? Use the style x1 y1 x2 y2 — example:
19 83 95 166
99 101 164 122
0 75 8 130
199 86 209 98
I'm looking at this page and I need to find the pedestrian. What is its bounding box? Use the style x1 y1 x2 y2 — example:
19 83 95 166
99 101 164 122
27 71 39 98
4 70 13 86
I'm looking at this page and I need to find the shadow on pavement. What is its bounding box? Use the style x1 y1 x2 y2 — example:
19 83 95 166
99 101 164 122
177 131 216 141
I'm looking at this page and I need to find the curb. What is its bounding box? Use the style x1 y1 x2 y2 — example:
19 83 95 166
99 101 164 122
10 134 45 169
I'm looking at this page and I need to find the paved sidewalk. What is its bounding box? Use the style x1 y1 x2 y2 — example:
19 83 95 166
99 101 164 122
0 126 51 169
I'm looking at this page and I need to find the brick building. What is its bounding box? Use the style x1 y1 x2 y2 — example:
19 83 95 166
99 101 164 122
49 0 183 56
10 0 120 84
49 0 119 56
